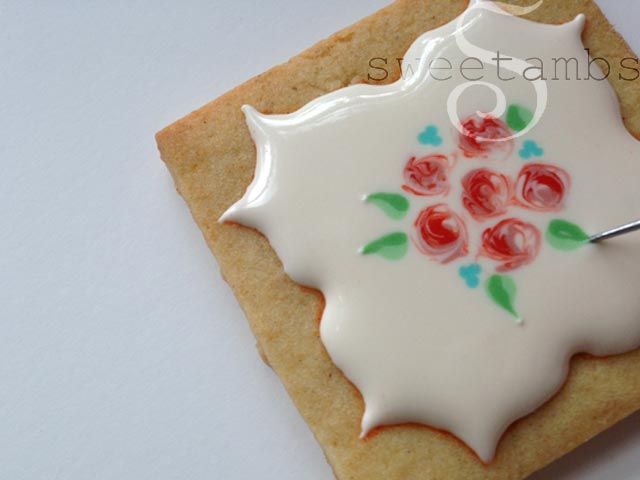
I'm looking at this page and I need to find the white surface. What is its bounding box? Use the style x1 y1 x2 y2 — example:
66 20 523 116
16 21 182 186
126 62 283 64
0 1 638 479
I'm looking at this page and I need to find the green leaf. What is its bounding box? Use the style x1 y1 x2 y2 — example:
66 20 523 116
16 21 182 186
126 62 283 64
546 219 589 251
361 232 408 260
366 193 410 220
486 274 520 321
506 104 534 132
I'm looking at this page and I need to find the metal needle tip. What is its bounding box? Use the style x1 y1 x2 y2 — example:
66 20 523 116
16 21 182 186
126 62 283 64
589 219 640 243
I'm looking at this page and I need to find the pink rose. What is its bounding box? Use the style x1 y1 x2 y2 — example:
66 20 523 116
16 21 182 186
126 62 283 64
515 163 570 211
480 218 541 271
402 154 451 196
459 115 513 159
461 168 513 220
414 204 468 264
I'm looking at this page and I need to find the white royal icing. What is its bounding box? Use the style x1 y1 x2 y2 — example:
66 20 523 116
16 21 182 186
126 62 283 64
221 0 640 462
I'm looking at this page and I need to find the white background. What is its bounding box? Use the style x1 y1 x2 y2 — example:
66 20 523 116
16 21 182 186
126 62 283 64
1 1 639 479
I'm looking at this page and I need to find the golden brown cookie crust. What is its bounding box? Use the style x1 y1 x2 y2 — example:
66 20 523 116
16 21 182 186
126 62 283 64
156 1 640 478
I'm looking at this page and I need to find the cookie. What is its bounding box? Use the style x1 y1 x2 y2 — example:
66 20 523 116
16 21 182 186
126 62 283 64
156 1 640 478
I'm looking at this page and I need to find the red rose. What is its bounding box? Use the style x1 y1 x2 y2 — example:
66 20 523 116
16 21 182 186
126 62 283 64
461 168 512 220
414 204 468 264
481 218 541 271
402 154 450 196
459 115 513 159
515 163 570 211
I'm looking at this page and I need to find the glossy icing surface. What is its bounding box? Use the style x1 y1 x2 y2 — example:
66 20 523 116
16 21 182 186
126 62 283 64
221 0 640 462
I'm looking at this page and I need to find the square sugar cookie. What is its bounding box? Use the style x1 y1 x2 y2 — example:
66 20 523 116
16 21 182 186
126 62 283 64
156 1 640 478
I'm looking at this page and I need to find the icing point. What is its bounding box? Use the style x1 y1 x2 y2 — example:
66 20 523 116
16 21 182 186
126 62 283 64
570 13 587 32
